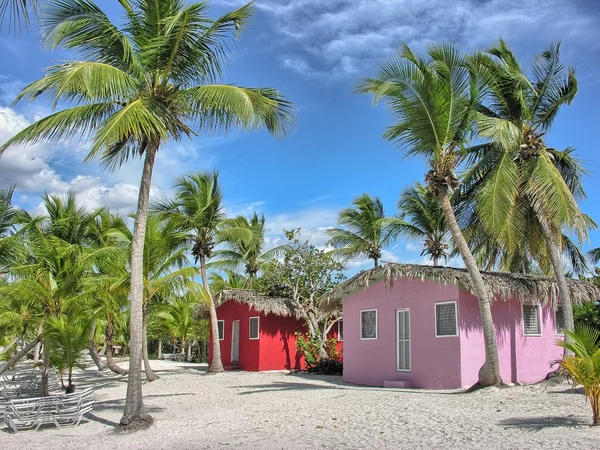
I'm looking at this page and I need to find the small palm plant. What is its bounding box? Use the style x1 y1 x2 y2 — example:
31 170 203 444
557 325 600 425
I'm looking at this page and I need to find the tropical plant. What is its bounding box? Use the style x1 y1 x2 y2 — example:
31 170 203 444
465 40 590 336
0 185 26 271
356 42 503 386
0 0 38 31
590 248 600 265
557 325 600 425
396 183 449 266
327 194 401 268
157 292 199 361
152 172 246 373
211 212 289 287
0 0 294 427
209 270 248 292
45 315 91 392
257 230 345 360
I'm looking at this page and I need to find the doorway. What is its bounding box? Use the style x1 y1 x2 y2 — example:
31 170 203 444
231 320 240 362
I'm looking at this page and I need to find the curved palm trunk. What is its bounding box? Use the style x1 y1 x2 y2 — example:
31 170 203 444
539 220 574 339
142 309 157 381
88 319 107 371
201 255 224 373
439 194 502 386
157 340 162 360
33 322 43 365
105 320 127 375
120 141 158 428
0 333 42 377
1 334 21 356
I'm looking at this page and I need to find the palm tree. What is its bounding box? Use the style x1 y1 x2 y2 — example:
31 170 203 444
152 172 245 373
466 40 590 336
211 212 289 287
590 248 600 265
397 183 449 266
327 194 401 268
209 270 248 292
0 185 26 271
0 0 38 31
357 43 502 386
0 0 294 427
157 293 198 361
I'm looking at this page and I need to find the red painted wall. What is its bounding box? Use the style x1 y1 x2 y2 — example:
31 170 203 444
208 300 343 371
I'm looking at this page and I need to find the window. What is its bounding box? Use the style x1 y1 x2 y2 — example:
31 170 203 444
435 301 458 337
397 309 411 371
555 306 565 335
360 309 377 340
217 320 224 341
249 316 260 340
522 304 542 336
338 320 344 341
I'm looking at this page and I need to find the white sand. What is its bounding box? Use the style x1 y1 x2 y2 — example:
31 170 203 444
1 360 598 449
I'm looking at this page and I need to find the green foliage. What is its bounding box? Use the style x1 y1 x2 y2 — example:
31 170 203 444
575 270 600 330
557 325 600 424
327 194 404 268
46 315 91 390
295 333 342 372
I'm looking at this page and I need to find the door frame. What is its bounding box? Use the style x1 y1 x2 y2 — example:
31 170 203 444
231 320 240 362
396 308 411 372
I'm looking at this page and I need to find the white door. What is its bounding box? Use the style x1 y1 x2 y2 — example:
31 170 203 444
396 309 411 371
231 320 240 362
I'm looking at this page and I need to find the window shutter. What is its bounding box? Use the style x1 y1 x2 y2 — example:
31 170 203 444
436 303 457 336
523 305 541 335
555 307 565 334
361 310 377 339
249 317 259 339
338 320 344 341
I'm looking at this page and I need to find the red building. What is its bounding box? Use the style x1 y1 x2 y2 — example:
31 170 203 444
206 290 342 371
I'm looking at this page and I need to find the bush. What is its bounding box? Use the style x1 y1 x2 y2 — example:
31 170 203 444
308 358 343 375
295 332 342 374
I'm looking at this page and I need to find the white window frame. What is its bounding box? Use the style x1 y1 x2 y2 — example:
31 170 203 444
554 306 565 336
249 316 260 340
522 304 542 337
360 309 378 340
337 319 343 342
435 301 459 338
217 320 225 341
396 308 411 372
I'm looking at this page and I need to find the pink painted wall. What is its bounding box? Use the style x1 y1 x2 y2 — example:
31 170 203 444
342 279 463 389
459 290 564 386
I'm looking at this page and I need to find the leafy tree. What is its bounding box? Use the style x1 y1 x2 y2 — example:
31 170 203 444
327 194 402 268
356 43 503 386
466 40 590 336
396 183 449 266
257 230 345 359
0 0 294 427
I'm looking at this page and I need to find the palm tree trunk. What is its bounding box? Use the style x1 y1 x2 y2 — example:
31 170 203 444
433 256 439 267
201 255 224 373
121 140 158 428
105 320 127 375
41 337 50 396
88 319 107 371
157 340 162 360
438 193 502 386
0 333 42 376
539 220 575 337
142 309 158 381
1 334 21 356
187 340 192 362
33 322 43 365
248 275 253 289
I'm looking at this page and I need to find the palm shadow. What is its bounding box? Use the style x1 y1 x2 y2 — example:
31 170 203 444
498 415 587 431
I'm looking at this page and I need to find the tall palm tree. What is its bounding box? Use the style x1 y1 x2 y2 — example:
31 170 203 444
357 43 502 386
152 172 244 372
0 0 294 427
327 194 401 268
397 183 449 266
466 40 590 336
211 212 289 287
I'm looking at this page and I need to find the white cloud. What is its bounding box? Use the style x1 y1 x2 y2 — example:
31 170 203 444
247 0 599 78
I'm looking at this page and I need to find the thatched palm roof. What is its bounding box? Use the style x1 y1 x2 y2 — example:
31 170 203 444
194 289 302 320
320 263 600 313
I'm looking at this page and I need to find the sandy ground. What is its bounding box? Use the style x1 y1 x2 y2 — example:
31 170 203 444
1 359 599 449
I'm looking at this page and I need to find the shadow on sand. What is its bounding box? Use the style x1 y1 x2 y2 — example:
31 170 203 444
497 415 588 431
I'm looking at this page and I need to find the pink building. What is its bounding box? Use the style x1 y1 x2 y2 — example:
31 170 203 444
322 264 598 389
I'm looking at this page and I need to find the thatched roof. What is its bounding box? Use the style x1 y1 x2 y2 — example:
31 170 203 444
321 263 600 313
194 289 302 320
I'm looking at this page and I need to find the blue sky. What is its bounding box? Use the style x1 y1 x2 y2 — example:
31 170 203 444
0 0 599 273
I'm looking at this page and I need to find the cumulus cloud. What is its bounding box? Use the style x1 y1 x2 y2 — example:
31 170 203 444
228 0 600 78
